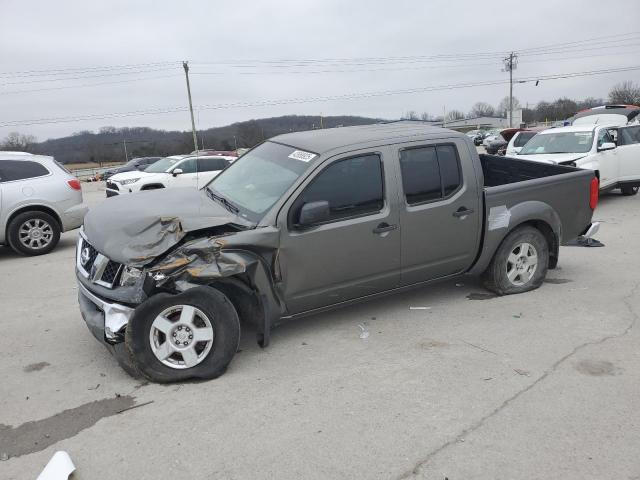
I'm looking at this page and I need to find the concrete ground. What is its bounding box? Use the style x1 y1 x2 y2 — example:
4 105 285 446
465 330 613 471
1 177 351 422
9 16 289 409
1 181 639 480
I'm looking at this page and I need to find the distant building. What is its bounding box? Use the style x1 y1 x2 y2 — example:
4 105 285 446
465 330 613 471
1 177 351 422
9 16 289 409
442 116 509 132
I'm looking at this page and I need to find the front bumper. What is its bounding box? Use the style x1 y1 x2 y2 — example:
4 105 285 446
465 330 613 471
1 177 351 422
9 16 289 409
78 282 134 345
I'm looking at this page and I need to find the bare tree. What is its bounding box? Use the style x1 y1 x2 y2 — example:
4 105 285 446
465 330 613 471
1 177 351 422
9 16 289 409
496 96 521 117
469 102 495 117
420 112 432 121
444 110 465 122
608 81 640 105
401 110 419 120
1 131 37 151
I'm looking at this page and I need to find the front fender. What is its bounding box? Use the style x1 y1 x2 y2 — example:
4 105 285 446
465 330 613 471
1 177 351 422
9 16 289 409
469 200 561 276
149 237 284 347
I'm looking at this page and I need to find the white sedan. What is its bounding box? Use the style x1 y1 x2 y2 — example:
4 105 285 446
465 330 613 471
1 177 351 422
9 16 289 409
105 154 234 197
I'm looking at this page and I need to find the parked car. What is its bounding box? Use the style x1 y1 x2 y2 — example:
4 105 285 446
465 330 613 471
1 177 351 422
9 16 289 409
76 123 598 382
570 105 640 127
105 155 234 197
465 130 484 146
0 152 87 255
504 129 543 156
102 157 162 180
482 129 501 147
516 124 640 195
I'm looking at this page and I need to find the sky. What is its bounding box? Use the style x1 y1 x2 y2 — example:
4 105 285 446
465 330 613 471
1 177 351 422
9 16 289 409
1 0 640 141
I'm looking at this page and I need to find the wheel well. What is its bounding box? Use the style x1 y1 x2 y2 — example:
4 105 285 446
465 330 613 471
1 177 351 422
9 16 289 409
515 220 559 269
208 278 263 329
141 184 165 190
6 205 62 237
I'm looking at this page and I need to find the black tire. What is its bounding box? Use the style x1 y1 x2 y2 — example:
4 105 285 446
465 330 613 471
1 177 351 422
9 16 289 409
124 286 240 383
620 185 639 196
483 226 549 296
7 211 61 256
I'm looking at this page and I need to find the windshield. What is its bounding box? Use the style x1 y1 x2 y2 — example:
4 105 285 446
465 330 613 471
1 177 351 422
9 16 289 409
145 157 181 173
206 142 312 223
519 131 594 155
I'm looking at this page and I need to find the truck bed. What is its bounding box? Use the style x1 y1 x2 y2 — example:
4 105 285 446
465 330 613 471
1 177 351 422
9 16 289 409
468 153 596 276
480 154 577 187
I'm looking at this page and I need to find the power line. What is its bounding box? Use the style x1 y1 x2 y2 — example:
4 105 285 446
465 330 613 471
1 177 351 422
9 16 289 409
0 74 182 95
0 61 179 78
2 65 638 128
0 66 178 86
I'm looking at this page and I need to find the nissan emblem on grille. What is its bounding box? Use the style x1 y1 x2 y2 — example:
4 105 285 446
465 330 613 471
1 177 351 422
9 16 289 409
80 247 91 266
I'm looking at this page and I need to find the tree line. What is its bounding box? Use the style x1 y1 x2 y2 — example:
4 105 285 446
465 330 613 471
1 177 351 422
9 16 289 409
401 80 640 124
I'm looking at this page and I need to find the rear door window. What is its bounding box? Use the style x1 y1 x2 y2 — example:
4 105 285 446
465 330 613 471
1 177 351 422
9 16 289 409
619 126 640 146
292 154 384 224
0 160 50 182
198 158 230 172
399 144 462 204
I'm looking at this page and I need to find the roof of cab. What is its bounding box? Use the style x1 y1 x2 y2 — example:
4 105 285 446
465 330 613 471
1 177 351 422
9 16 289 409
270 121 465 154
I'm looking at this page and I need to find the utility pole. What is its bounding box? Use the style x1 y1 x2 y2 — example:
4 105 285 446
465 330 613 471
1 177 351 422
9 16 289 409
122 138 128 162
503 52 518 127
182 61 199 153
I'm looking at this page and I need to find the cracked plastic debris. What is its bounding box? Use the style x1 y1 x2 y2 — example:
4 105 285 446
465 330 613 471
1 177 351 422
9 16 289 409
358 324 370 339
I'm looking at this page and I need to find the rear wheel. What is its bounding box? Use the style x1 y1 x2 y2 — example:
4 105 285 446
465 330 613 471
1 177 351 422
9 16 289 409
124 286 240 383
483 226 549 295
7 211 61 256
620 185 639 196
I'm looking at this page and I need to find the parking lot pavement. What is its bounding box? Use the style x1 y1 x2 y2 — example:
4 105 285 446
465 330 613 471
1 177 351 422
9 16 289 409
1 183 639 479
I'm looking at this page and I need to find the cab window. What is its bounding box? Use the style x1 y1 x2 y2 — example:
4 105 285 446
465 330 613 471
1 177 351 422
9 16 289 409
399 144 462 204
290 154 384 224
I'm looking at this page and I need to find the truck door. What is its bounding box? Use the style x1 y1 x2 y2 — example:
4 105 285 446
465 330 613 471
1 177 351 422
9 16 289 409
395 139 481 286
617 126 640 183
278 148 401 314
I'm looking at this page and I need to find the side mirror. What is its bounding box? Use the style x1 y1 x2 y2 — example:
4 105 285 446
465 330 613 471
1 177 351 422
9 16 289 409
297 201 330 228
172 168 183 177
598 142 616 151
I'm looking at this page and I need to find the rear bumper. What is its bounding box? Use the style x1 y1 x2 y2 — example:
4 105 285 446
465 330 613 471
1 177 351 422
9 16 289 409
61 203 88 231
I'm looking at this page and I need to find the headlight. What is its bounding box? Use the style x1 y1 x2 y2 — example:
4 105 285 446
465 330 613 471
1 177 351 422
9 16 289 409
120 266 143 286
119 178 140 185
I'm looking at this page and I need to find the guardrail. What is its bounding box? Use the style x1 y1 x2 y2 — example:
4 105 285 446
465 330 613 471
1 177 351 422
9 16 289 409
70 166 113 181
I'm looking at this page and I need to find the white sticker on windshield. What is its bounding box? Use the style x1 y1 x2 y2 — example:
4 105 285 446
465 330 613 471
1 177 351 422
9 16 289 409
288 150 316 162
488 205 511 231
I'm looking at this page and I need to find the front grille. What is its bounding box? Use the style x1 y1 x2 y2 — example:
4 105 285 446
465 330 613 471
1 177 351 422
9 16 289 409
78 238 99 274
106 181 119 191
77 235 123 288
101 260 121 284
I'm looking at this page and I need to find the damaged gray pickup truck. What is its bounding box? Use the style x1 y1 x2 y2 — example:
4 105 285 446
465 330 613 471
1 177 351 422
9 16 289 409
77 123 600 382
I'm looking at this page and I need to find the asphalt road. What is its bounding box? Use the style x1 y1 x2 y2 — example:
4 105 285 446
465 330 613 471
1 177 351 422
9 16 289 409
1 181 639 479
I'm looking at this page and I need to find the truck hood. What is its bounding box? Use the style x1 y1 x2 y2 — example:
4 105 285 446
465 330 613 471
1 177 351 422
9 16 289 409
83 187 254 266
515 152 588 164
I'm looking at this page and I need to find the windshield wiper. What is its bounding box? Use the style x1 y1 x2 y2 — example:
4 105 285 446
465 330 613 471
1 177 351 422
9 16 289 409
205 187 239 214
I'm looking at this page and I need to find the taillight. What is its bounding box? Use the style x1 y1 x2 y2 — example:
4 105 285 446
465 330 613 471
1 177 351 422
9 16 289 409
589 177 599 209
67 179 81 191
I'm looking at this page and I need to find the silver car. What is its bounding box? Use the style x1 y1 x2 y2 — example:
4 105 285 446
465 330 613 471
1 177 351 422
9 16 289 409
0 152 88 255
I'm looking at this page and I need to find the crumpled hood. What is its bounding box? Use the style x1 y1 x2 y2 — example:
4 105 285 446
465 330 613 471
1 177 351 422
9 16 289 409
515 152 587 165
83 187 254 266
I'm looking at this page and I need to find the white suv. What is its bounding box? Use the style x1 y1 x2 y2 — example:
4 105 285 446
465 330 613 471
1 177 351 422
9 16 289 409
105 155 234 197
0 152 87 255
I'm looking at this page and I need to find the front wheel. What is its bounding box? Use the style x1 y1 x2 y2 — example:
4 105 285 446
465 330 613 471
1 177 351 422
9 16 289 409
483 226 549 295
124 286 240 383
620 185 639 196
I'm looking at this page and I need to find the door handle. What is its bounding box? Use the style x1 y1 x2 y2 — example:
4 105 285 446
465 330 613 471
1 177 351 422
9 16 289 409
453 207 474 218
373 222 398 234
